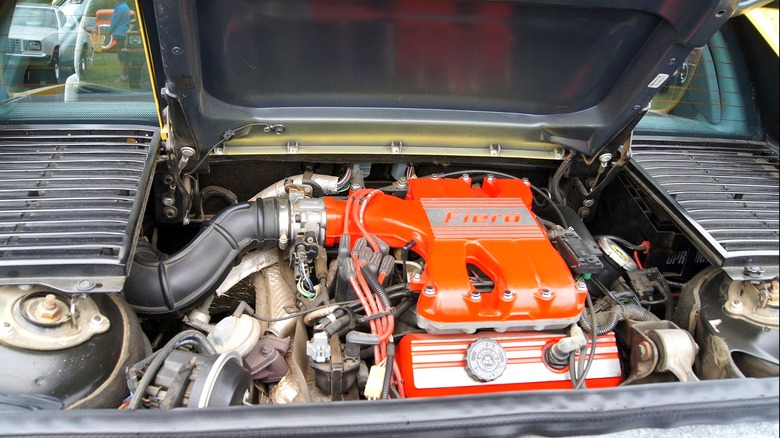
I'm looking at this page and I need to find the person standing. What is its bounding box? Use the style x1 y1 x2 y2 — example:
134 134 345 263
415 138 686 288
108 0 131 83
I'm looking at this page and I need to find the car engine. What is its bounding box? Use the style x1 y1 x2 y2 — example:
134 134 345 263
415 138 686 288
2 141 776 409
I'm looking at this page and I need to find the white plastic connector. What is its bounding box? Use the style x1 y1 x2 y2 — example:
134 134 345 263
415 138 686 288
364 364 387 400
306 332 331 364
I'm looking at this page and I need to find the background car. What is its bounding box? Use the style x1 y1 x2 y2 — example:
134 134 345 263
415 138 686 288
6 2 92 85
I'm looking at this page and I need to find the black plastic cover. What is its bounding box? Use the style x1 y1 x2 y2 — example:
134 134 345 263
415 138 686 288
144 0 736 156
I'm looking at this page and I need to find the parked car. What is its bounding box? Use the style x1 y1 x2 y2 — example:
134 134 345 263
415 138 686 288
0 0 777 436
6 2 92 85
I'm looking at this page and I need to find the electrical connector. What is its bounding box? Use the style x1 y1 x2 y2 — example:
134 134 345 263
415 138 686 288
306 332 331 364
364 364 386 400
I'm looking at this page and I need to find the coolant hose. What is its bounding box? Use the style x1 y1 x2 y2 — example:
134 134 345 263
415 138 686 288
124 199 281 314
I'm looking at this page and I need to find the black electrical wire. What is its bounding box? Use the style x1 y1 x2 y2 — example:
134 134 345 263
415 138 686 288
184 122 285 176
381 342 396 399
574 293 598 390
360 266 392 309
590 277 624 307
550 154 573 205
391 297 416 319
657 278 674 321
128 330 215 409
201 185 238 206
666 279 686 289
575 345 587 388
568 352 578 388
400 240 417 288
530 184 569 229
385 284 408 294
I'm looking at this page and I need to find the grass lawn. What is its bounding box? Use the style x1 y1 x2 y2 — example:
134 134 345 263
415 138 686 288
85 47 153 92
7 46 152 99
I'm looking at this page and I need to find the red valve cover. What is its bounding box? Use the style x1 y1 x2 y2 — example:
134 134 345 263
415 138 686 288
324 177 585 333
396 331 623 397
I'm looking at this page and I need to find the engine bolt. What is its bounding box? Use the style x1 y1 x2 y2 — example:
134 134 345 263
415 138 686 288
397 177 408 188
0 322 13 337
470 291 481 301
582 199 595 207
540 288 552 299
423 286 436 297
261 345 273 357
42 294 57 311
77 280 96 291
522 177 530 186
164 206 178 219
576 279 588 291
502 290 513 300
162 197 175 207
412 273 421 282
89 315 104 330
486 174 495 182
743 265 765 277
431 173 440 180
599 153 613 167
729 299 743 312
461 173 470 181
638 341 653 361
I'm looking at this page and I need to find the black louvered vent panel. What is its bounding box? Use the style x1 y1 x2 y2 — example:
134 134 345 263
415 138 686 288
0 126 159 292
627 136 779 279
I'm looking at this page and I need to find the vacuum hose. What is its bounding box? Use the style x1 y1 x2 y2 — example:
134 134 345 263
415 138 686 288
124 199 282 314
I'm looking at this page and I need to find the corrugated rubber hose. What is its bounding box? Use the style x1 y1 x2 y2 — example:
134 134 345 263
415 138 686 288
124 199 281 314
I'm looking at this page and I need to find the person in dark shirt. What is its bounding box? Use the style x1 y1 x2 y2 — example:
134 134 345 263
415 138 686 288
108 0 132 82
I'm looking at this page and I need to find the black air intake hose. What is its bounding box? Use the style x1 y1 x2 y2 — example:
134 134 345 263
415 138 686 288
124 199 281 314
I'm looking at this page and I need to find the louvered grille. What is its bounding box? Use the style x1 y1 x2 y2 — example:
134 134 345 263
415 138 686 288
0 126 159 292
6 39 21 54
627 136 779 279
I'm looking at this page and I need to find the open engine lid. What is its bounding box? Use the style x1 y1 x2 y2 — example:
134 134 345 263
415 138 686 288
144 0 735 159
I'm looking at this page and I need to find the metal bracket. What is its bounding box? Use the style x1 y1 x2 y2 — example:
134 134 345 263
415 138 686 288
390 142 403 154
618 320 699 385
286 141 299 154
488 144 501 156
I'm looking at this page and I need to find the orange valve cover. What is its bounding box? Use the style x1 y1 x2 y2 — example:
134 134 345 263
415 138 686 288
324 177 586 333
396 331 624 397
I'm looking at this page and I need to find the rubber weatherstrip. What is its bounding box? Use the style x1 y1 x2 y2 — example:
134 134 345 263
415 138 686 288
1 378 776 437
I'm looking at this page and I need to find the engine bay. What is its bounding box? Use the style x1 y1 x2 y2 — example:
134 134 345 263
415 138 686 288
3 151 775 410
